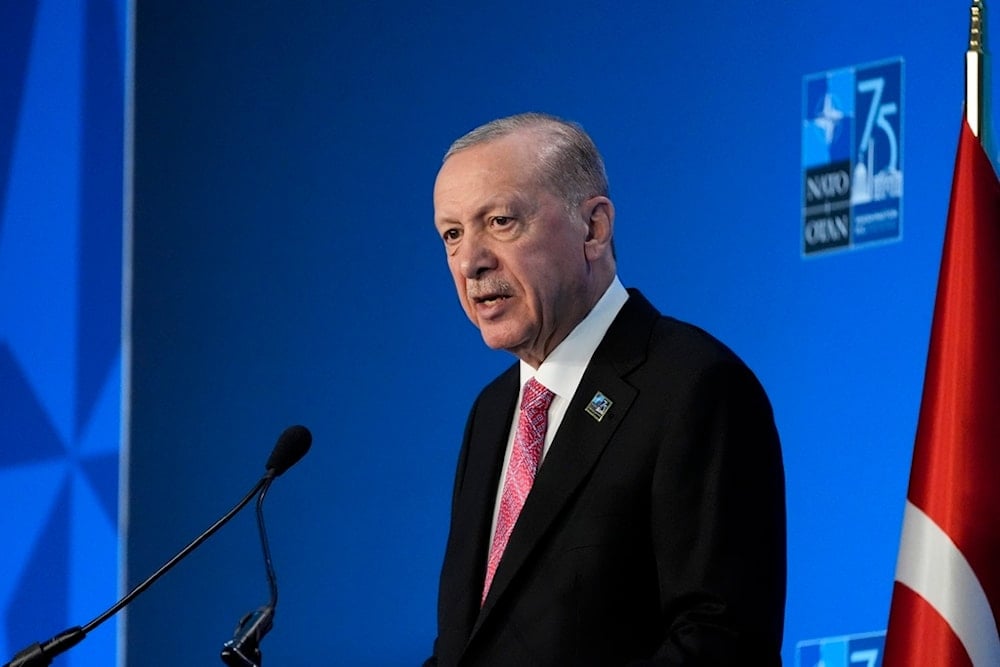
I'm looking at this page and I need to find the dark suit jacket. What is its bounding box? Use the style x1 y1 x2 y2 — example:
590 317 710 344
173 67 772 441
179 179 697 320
426 290 785 666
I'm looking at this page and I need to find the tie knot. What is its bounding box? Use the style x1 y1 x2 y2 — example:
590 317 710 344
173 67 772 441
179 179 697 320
522 378 555 416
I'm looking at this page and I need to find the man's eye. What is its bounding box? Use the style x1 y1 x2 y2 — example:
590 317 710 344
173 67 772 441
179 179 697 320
490 216 513 228
442 228 461 243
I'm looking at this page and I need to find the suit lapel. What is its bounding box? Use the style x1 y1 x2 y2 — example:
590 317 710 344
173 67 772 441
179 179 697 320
469 291 660 640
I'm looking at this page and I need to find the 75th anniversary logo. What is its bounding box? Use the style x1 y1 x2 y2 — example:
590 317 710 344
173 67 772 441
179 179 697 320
802 59 904 256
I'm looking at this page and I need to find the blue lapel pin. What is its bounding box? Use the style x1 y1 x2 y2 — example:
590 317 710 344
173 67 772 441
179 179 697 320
585 391 613 422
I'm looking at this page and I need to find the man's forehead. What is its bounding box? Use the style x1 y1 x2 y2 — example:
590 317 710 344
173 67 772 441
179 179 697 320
448 129 544 168
437 135 542 191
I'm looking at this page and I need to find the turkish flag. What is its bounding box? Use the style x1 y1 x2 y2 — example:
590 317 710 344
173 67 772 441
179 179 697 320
884 120 1000 665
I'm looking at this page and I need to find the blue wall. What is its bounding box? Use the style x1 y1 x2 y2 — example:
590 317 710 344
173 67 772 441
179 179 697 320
126 2 998 665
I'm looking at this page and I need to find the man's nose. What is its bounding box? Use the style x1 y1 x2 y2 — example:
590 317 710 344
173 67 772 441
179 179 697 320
458 232 498 279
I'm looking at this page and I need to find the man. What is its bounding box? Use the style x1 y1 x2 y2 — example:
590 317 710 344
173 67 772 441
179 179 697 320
426 113 785 666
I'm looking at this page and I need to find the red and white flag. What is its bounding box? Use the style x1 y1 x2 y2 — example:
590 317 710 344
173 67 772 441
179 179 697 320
883 120 1000 666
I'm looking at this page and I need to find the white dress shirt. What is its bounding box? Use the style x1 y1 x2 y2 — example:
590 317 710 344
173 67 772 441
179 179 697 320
488 276 630 541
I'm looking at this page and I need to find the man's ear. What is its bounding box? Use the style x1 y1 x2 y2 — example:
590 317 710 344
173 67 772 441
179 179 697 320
583 196 614 262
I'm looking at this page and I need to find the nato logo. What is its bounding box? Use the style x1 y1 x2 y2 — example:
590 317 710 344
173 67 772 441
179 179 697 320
802 59 903 255
796 630 886 667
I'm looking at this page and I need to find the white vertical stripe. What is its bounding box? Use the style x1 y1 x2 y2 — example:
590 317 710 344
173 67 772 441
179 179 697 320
895 500 1000 666
118 1 136 665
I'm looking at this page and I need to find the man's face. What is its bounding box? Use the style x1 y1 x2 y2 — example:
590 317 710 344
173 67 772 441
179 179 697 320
433 133 595 368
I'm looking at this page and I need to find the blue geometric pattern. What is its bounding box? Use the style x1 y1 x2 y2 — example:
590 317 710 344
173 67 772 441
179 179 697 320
0 0 125 664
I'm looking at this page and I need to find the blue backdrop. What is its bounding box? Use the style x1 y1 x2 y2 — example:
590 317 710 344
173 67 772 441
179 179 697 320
0 1 125 665
3 1 997 666
126 2 997 665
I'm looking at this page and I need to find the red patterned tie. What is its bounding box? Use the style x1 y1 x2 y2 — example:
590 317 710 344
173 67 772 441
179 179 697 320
482 378 555 605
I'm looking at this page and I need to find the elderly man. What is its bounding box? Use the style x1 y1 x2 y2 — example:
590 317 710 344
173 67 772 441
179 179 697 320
426 113 785 666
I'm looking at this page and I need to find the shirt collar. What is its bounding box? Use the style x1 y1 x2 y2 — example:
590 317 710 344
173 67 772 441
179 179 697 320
520 276 629 400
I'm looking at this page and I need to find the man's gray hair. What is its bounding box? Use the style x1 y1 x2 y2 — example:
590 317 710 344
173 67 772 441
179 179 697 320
443 112 609 208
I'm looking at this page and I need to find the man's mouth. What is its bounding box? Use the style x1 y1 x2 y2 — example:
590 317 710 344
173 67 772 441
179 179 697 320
473 293 511 306
468 279 514 309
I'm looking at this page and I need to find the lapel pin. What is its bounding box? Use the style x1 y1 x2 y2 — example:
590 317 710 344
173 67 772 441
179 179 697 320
585 391 613 422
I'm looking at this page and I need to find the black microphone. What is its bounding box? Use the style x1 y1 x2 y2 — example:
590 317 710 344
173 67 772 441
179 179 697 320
220 427 310 666
266 424 312 477
3 425 312 667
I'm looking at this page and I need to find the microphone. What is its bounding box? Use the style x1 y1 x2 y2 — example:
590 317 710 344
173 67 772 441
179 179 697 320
220 428 311 665
265 424 312 477
3 425 312 667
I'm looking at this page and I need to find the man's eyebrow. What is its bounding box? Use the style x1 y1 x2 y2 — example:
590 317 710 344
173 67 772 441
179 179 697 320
478 195 527 214
434 214 460 227
435 198 523 226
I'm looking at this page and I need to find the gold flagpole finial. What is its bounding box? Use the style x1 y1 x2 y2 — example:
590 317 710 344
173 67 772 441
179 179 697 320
966 0 986 137
970 0 985 51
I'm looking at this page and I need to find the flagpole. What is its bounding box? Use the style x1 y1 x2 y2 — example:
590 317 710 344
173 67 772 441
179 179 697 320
967 0 985 138
967 0 992 143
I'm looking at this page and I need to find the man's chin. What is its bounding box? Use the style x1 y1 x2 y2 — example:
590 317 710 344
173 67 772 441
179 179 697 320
477 327 525 354
479 334 514 352
478 329 546 367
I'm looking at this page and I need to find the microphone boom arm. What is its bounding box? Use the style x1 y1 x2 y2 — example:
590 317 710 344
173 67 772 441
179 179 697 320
220 477 280 666
2 425 310 667
3 473 273 667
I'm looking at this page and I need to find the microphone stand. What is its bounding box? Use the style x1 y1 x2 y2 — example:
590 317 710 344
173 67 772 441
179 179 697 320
220 477 279 666
3 476 271 667
3 424 310 667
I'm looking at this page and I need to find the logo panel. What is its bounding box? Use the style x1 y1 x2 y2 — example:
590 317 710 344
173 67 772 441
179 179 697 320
796 630 886 667
802 59 903 256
